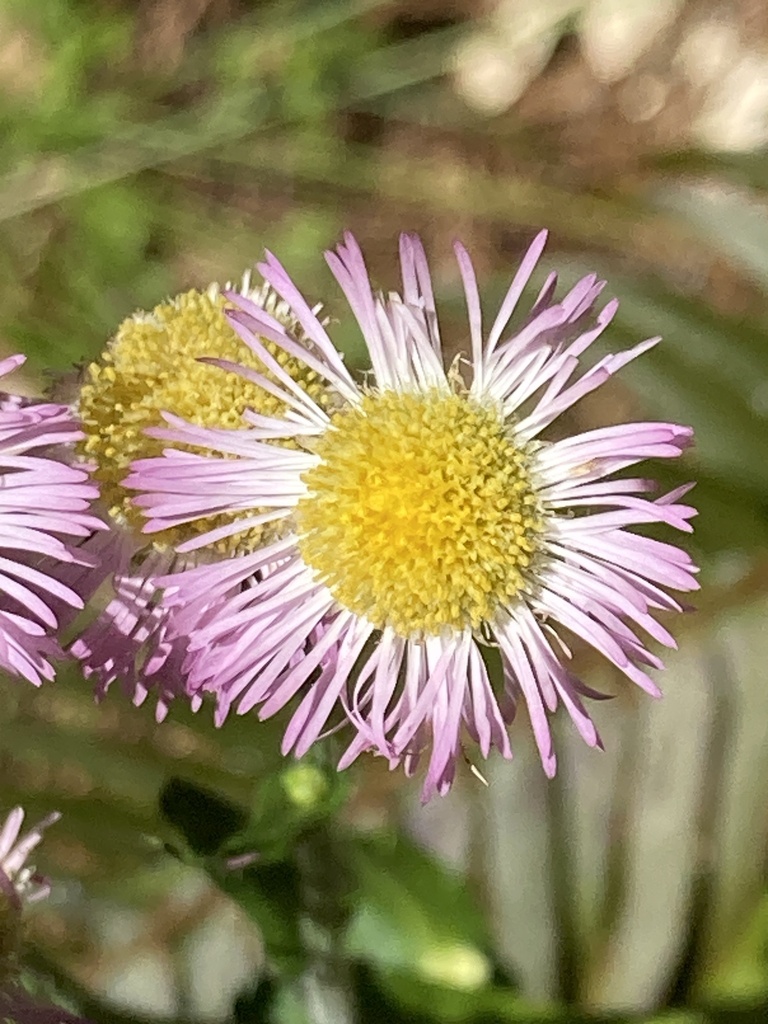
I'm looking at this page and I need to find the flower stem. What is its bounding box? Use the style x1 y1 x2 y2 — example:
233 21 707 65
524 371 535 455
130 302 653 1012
295 826 357 1024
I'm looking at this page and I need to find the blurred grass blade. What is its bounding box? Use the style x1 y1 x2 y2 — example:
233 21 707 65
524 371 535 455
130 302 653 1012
653 182 768 289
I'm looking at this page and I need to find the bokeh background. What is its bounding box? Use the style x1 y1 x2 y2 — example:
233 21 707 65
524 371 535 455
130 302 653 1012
2 0 768 1021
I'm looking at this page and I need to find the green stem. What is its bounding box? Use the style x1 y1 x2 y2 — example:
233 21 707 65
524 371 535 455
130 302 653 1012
295 827 357 1024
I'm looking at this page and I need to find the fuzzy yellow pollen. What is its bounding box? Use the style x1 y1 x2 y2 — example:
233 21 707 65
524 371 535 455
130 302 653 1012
76 286 327 552
296 390 544 637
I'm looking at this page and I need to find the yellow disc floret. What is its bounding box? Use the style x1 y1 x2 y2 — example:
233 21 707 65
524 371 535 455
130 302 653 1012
77 284 328 552
296 390 544 637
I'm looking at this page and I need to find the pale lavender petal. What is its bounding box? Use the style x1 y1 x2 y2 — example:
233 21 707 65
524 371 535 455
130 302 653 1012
120 233 698 799
0 361 104 685
0 804 60 908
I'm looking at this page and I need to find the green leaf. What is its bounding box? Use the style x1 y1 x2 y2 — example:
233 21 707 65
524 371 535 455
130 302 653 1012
212 859 306 979
158 769 352 979
653 182 768 290
652 148 768 195
346 834 490 983
237 755 351 864
157 777 307 976
373 969 565 1023
159 776 248 856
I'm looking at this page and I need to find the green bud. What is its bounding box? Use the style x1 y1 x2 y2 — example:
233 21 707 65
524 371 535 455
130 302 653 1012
281 763 329 811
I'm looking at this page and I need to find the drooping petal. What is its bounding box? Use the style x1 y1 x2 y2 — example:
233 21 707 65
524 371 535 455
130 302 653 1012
122 231 697 799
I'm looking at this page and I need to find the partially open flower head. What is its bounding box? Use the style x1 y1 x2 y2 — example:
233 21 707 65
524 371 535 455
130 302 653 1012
127 232 698 799
0 356 103 686
0 807 59 983
0 807 93 1024
70 277 335 715
76 277 332 554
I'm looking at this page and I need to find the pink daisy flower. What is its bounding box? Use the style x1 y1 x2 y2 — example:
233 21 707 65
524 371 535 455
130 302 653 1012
127 231 698 799
0 806 59 912
68 278 326 720
65 529 192 722
0 356 103 687
0 807 93 1024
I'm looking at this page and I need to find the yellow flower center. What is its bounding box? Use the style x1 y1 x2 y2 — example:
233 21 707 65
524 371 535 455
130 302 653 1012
296 390 544 637
76 286 329 553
